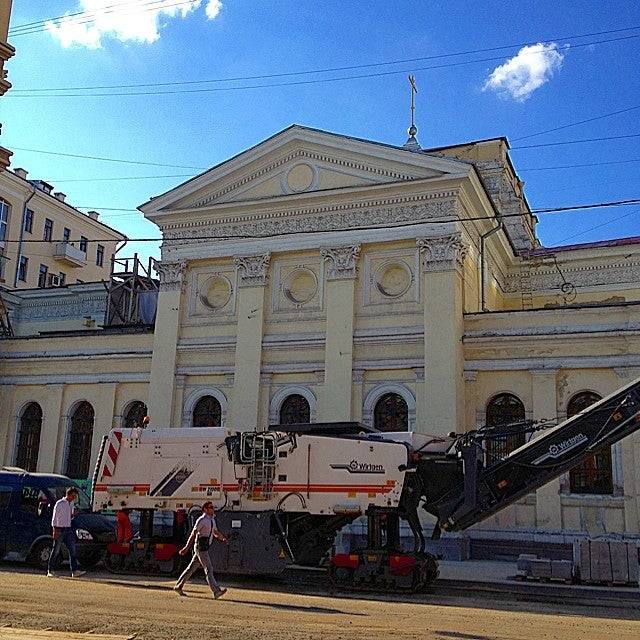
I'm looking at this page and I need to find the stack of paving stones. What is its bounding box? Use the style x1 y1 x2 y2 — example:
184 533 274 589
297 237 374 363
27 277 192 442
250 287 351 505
516 540 639 586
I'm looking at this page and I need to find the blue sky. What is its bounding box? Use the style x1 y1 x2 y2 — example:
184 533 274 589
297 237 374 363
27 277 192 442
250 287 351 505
3 1 639 263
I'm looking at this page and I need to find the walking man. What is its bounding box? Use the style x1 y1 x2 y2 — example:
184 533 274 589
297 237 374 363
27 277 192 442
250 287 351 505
47 486 86 578
174 501 228 599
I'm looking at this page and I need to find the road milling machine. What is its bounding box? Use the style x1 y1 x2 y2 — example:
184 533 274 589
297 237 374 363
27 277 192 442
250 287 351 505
92 376 640 592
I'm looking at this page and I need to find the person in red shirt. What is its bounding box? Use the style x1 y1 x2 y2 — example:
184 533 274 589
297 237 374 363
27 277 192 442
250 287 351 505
116 509 133 542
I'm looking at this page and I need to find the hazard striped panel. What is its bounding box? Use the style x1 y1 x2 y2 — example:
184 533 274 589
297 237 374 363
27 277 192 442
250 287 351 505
101 431 123 477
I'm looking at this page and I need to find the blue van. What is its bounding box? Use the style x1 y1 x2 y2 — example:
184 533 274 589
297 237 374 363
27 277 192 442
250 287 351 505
0 467 116 569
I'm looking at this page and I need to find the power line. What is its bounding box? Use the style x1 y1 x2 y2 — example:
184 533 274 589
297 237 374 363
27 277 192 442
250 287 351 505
10 26 640 89
7 145 207 170
5 199 637 243
8 1 199 37
520 159 640 171
530 199 640 213
553 207 639 245
7 33 640 98
511 134 640 150
10 129 640 176
511 105 640 142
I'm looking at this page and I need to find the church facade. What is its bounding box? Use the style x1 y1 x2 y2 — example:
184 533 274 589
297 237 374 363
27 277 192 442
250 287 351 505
2 125 640 555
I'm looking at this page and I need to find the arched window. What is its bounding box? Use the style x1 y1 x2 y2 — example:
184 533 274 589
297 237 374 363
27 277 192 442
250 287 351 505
15 402 43 472
374 393 408 432
567 392 612 494
485 393 526 464
65 401 95 479
193 396 222 428
123 401 147 429
279 394 311 425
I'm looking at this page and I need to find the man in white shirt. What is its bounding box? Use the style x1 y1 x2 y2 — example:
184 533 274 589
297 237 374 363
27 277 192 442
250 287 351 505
47 486 86 578
174 501 228 598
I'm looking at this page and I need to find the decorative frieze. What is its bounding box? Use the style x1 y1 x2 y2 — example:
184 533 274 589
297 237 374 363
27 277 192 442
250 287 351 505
234 253 270 286
161 197 458 248
417 233 467 272
156 260 186 292
504 260 640 294
321 245 361 280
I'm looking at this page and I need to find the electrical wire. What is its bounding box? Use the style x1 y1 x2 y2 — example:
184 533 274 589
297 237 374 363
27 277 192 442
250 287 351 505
6 34 640 97
8 1 200 37
4 199 638 244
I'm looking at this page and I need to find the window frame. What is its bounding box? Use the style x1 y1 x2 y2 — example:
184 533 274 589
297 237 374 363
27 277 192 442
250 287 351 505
38 264 48 288
0 199 9 242
18 256 28 282
24 208 34 234
43 218 54 242
567 391 613 495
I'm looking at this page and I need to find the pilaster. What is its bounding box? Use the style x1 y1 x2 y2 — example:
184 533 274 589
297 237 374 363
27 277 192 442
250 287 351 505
319 245 360 422
0 383 15 465
91 382 117 469
229 253 270 430
463 370 478 434
417 233 467 435
148 260 186 426
41 384 64 472
616 368 640 531
530 369 562 529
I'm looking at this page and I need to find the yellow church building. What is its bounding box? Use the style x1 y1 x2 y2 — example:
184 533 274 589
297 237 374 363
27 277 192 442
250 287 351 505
1 124 639 557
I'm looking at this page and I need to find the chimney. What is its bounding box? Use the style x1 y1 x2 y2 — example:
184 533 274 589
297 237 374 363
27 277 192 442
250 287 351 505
87 210 100 221
14 167 28 179
54 192 66 202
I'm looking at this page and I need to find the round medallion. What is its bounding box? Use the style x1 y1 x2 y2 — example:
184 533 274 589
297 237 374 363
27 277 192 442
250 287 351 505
285 163 315 192
283 268 318 305
374 261 412 298
199 275 232 310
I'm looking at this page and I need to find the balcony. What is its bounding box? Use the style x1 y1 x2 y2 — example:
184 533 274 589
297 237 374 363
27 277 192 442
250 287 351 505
54 242 87 267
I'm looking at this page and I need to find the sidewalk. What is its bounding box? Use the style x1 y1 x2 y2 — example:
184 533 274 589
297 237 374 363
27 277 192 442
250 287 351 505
433 558 640 608
437 559 518 584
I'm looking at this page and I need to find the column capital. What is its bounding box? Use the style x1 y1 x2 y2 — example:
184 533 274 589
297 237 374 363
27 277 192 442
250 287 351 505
156 260 187 292
463 370 478 382
321 245 361 280
417 233 467 272
234 253 270 287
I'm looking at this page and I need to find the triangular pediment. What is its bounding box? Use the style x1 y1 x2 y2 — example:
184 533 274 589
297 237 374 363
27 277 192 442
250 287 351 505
140 125 471 216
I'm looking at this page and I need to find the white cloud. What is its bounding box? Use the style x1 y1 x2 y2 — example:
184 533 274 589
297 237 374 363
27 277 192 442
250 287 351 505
45 0 223 49
483 43 566 101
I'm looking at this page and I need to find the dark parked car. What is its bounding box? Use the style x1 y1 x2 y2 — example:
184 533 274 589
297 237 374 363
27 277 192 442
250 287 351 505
0 467 116 569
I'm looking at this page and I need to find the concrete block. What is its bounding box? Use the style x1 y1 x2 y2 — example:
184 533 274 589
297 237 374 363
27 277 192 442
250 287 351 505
590 540 613 583
517 553 538 573
627 545 639 584
610 542 629 583
530 558 552 579
551 559 573 581
576 540 591 581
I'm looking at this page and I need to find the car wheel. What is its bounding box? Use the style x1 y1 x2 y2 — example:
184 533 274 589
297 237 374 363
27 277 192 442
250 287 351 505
29 539 54 570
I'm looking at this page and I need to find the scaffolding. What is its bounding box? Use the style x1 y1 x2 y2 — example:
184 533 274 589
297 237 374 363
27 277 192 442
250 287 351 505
104 254 159 327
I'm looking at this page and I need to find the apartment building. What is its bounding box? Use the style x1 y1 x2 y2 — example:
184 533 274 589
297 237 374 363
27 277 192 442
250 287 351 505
0 166 126 290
